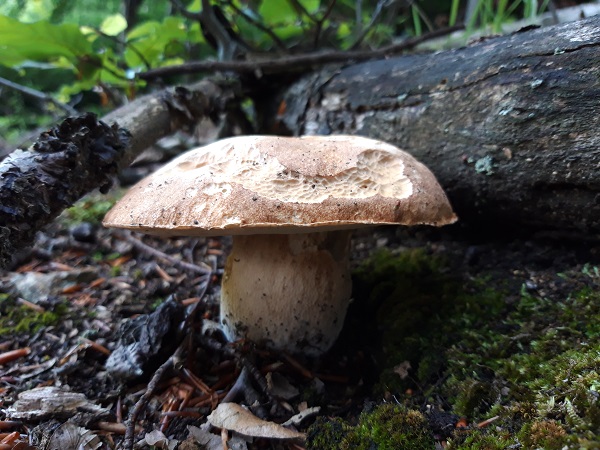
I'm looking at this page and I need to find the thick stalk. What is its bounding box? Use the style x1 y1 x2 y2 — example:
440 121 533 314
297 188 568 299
220 231 352 355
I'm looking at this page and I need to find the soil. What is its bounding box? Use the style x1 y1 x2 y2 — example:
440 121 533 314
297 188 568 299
1 190 599 449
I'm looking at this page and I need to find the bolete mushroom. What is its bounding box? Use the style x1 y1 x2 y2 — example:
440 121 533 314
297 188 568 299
103 135 456 355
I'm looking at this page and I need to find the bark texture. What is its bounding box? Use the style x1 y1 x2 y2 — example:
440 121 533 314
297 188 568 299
0 79 234 268
275 16 600 234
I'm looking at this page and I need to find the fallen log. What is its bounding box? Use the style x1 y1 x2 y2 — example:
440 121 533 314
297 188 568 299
274 16 600 234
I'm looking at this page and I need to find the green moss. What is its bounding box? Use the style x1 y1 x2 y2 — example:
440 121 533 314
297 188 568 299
59 190 122 225
306 417 352 449
518 420 568 450
351 249 600 448
306 404 435 450
451 430 512 450
353 248 505 395
0 295 67 334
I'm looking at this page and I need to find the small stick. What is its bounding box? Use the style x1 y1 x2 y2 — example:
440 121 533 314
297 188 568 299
122 345 184 450
477 415 500 428
81 338 111 356
282 353 314 379
0 432 19 444
0 422 21 431
160 410 203 418
0 348 31 365
116 231 212 275
16 298 45 313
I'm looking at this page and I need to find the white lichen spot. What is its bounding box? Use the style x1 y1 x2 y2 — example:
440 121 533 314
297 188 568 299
560 24 599 43
321 92 345 110
475 156 495 175
530 79 544 89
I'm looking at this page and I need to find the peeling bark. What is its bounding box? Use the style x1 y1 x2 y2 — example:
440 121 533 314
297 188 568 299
0 79 234 268
275 16 600 234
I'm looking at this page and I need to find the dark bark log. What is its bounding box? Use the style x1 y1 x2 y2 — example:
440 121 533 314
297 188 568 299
274 16 600 235
0 79 234 268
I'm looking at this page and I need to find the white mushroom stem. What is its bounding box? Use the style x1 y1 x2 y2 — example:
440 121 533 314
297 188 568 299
220 231 353 355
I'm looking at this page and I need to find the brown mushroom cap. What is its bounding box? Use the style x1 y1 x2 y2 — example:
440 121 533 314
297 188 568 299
103 135 456 236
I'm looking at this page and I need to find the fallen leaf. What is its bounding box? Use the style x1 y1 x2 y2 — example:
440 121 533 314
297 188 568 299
282 406 321 426
207 403 305 440
144 430 178 450
44 422 101 450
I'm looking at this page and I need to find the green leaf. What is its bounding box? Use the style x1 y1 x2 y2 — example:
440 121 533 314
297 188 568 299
272 23 304 40
100 13 127 36
125 17 203 69
259 1 297 24
298 0 320 14
0 15 93 68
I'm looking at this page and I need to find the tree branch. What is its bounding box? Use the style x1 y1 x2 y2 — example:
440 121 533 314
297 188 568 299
138 25 463 80
0 76 78 116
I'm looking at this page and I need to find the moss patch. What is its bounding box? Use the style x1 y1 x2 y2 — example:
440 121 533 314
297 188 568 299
306 404 434 450
331 248 600 448
59 190 122 225
0 293 68 334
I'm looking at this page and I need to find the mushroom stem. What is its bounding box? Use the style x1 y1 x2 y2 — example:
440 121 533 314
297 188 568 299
220 231 353 355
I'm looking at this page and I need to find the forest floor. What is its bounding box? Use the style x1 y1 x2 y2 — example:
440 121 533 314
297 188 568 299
1 187 599 450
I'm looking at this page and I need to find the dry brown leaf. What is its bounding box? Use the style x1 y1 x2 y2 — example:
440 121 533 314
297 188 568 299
207 403 305 440
144 430 178 450
44 422 101 450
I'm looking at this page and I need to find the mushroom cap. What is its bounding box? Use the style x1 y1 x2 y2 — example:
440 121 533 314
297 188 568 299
103 135 456 236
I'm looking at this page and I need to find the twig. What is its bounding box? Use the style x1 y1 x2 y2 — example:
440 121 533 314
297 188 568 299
196 335 272 415
222 365 251 402
116 230 212 275
0 76 78 116
350 0 388 50
0 347 31 365
123 344 184 450
288 0 314 22
312 0 337 49
355 0 363 37
170 0 202 21
94 27 152 70
139 25 463 80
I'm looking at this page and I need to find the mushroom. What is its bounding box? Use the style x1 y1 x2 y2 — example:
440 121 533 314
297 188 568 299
103 135 456 355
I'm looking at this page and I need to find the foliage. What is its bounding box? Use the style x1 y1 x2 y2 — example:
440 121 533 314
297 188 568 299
0 0 563 147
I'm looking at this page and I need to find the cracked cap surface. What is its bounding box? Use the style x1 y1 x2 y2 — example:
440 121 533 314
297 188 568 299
103 135 457 236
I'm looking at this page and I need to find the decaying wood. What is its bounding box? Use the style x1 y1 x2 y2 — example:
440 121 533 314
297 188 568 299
0 79 234 268
274 16 600 234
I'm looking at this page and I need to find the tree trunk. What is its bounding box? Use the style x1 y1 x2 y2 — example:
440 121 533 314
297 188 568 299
273 16 600 234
